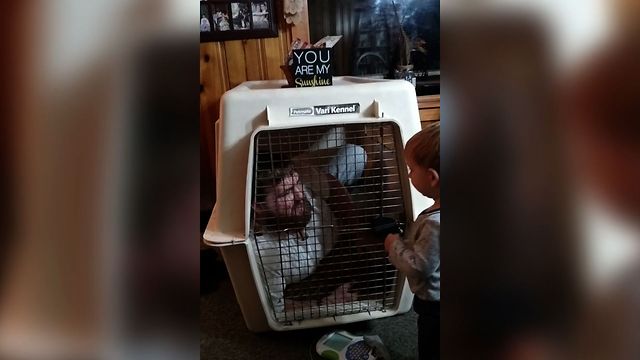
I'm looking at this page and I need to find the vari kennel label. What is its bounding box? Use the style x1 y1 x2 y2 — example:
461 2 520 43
291 48 333 87
289 103 360 117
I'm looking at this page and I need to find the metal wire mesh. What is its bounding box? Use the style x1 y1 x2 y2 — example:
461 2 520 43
249 123 408 323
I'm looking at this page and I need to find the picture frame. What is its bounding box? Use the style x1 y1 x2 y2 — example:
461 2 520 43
200 0 278 42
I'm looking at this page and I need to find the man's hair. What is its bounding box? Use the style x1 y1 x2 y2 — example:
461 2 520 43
405 122 440 173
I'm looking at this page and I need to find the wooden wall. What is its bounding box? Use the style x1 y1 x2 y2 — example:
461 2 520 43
200 0 309 210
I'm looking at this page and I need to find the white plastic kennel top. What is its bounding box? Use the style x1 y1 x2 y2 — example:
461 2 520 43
203 76 425 246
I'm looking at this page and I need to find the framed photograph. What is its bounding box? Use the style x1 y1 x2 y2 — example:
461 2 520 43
200 0 277 42
200 2 213 33
211 3 231 31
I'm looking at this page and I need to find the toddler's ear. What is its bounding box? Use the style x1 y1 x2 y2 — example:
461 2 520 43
428 168 440 187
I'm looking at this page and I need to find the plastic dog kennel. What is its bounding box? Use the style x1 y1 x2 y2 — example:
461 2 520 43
203 76 429 331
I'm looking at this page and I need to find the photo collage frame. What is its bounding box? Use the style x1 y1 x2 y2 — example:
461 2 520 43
200 0 278 42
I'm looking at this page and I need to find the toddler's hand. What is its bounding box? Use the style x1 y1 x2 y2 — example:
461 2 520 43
384 234 400 252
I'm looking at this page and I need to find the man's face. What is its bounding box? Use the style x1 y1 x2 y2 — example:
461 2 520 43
264 171 311 228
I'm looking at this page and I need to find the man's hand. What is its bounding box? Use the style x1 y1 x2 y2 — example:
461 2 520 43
384 233 400 252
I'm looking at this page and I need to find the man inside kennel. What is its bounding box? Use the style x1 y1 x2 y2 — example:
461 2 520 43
252 139 368 317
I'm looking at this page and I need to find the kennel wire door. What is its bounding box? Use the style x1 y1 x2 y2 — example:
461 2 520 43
247 121 414 328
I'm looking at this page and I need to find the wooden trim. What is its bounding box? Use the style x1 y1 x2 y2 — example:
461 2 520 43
289 0 310 41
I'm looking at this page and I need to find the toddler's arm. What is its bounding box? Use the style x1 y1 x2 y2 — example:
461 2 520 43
386 235 426 278
385 219 439 278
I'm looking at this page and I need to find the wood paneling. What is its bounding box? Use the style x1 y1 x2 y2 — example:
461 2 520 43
244 40 264 80
200 0 309 209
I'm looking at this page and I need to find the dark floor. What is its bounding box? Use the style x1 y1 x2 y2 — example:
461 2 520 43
200 249 418 360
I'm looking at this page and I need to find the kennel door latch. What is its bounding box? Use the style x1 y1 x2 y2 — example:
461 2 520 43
373 100 383 118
